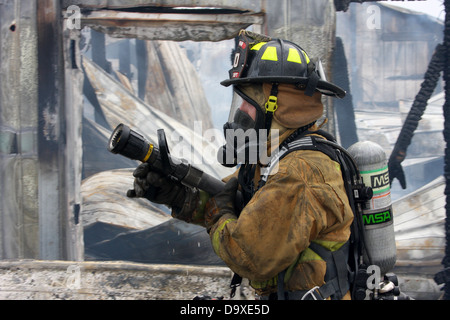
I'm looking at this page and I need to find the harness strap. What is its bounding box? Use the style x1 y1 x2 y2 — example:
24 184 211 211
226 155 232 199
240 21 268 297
270 242 350 301
309 241 351 300
277 270 287 300
261 280 339 300
260 134 337 186
229 273 242 298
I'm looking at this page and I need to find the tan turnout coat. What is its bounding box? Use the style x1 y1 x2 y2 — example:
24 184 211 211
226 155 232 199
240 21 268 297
208 130 354 298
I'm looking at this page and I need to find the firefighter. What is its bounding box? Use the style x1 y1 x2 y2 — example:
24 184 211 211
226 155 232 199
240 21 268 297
129 30 353 300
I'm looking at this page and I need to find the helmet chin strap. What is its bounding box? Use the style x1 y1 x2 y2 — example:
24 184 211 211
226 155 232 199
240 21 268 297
264 83 279 134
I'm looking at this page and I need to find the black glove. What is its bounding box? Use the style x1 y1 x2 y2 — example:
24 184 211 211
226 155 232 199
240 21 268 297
127 163 187 209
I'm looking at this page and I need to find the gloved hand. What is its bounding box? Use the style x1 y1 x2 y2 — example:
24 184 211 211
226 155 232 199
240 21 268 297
127 163 186 207
205 177 239 232
127 163 205 224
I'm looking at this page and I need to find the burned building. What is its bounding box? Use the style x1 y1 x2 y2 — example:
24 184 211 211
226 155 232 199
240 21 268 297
0 0 448 300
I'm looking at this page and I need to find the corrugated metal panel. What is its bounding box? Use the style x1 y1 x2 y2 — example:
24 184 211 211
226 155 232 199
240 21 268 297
337 3 443 109
392 176 445 299
393 176 445 273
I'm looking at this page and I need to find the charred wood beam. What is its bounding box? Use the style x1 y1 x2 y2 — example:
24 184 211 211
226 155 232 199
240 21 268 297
112 7 249 14
388 44 445 190
36 0 84 261
119 39 132 79
37 0 86 260
37 0 67 260
333 37 358 148
0 0 40 259
73 10 264 41
91 30 111 73
136 39 148 100
61 0 263 13
61 1 264 41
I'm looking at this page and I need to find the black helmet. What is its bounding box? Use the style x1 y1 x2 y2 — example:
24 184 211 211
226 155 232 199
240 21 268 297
221 30 346 99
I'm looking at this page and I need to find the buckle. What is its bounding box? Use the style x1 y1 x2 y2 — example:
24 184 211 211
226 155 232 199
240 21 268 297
265 95 278 113
301 286 323 300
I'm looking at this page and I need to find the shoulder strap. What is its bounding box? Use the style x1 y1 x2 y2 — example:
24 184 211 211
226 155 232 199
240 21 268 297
308 241 351 300
260 131 338 187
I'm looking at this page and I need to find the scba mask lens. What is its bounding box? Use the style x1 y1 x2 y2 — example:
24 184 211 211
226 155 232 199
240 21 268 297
218 89 264 167
225 92 258 132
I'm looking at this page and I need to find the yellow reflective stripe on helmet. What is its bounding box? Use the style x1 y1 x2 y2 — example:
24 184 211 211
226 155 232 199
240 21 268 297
212 218 236 254
287 48 302 64
261 46 278 61
251 42 267 51
302 50 310 64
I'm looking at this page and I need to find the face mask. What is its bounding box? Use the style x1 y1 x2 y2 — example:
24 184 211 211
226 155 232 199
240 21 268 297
218 88 266 167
